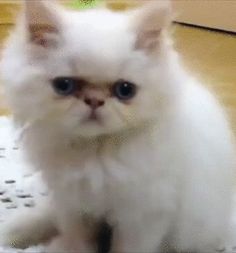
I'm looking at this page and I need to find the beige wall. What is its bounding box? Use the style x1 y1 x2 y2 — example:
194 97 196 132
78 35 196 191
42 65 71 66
173 0 236 33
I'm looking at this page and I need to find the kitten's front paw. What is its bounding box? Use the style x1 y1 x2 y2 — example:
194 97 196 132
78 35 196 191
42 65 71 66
47 235 95 253
0 223 55 249
0 222 28 249
0 211 58 249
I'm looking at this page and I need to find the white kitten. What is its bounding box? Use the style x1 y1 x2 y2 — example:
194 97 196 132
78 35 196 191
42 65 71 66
0 0 235 252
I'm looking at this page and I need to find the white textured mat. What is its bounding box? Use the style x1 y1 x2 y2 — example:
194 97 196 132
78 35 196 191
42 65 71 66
0 117 48 220
0 117 48 252
0 116 236 252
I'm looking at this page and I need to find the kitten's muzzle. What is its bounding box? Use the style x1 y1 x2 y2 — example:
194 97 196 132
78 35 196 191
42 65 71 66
83 93 105 123
84 97 105 110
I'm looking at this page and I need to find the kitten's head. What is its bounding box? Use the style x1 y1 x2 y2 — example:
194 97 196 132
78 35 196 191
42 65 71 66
1 0 176 138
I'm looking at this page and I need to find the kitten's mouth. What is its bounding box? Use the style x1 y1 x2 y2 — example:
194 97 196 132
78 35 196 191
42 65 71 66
83 111 103 124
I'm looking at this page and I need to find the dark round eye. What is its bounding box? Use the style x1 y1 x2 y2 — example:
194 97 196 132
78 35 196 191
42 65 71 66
52 77 77 96
113 80 137 101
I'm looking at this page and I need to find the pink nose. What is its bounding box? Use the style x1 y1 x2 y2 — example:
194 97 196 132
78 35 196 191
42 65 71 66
84 97 105 109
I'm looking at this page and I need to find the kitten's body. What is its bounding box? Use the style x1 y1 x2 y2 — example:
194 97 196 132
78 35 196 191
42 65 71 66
0 1 235 252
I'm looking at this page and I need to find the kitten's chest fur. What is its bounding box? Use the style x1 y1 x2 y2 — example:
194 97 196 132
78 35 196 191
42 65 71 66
39 127 176 220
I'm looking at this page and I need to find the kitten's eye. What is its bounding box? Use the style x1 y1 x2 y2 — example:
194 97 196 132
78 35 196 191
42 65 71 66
52 77 77 96
113 80 137 101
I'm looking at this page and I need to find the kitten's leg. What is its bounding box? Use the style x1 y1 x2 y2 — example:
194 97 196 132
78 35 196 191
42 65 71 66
0 203 58 249
47 234 94 253
112 217 170 253
56 216 97 253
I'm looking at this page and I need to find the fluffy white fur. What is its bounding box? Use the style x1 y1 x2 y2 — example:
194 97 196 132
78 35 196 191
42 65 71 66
0 0 235 252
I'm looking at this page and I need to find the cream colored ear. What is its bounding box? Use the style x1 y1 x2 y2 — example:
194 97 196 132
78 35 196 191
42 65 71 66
131 0 172 52
23 0 61 48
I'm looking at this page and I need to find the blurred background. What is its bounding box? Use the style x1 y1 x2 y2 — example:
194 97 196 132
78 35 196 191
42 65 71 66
0 0 235 132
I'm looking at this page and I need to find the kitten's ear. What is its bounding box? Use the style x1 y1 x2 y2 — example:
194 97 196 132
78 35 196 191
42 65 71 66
131 1 172 52
23 0 61 48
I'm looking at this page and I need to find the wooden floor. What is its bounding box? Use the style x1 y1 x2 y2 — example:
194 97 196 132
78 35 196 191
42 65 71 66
0 23 236 132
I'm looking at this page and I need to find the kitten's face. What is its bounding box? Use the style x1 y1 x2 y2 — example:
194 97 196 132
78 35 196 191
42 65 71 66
1 1 173 138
